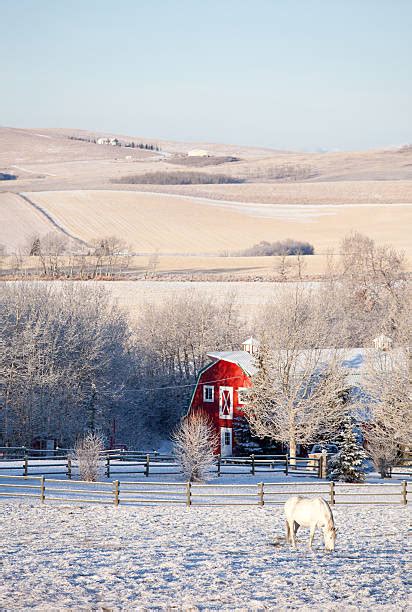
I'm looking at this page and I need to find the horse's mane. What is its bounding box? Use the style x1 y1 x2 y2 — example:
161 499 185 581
320 497 335 528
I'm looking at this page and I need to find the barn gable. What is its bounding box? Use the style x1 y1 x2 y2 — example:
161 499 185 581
188 352 253 456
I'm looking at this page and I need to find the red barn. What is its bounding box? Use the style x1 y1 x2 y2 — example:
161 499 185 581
188 338 259 456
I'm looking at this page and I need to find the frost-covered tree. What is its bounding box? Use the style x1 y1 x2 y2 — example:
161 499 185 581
243 288 347 462
172 412 218 482
328 419 367 482
232 417 262 455
0 283 131 446
362 342 412 478
323 232 408 346
132 291 246 434
73 432 104 482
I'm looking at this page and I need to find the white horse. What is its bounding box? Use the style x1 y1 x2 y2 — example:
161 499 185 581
284 496 337 552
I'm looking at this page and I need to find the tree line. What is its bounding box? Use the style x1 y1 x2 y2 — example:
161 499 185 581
0 232 410 476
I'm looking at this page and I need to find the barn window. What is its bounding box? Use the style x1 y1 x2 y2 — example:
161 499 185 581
203 385 214 402
237 387 249 405
224 431 231 446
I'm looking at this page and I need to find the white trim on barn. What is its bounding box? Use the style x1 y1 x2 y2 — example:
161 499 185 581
219 386 233 419
203 385 214 403
220 427 233 456
237 387 249 405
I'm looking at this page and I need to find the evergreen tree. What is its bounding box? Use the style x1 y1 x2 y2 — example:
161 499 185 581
233 417 262 455
328 418 367 482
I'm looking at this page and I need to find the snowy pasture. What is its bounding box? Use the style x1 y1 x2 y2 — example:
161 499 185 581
0 502 409 610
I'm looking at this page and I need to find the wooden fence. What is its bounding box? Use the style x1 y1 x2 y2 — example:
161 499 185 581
104 453 324 478
1 449 410 481
0 475 408 507
0 452 325 479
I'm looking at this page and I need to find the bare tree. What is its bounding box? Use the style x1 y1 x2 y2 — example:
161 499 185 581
295 251 307 280
132 290 246 433
323 232 408 346
365 423 400 478
90 236 131 278
275 251 292 281
362 343 412 477
172 412 218 481
73 432 104 481
0 283 131 446
146 251 160 278
244 288 348 461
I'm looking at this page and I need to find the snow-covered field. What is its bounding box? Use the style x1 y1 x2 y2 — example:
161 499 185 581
0 502 409 610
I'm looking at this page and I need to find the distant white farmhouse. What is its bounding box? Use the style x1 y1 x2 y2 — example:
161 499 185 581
97 137 119 146
187 149 210 157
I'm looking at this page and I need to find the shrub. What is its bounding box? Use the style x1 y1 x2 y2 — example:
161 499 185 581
172 412 218 482
112 171 244 185
73 432 104 482
240 239 314 256
167 155 240 167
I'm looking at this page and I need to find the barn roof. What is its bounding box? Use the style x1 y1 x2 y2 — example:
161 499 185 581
206 347 407 384
207 351 258 376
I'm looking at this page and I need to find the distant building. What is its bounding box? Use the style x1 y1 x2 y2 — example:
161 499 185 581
97 137 119 146
187 149 210 157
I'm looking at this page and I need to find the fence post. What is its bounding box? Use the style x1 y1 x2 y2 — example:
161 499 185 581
401 481 407 505
285 455 289 476
186 481 192 507
217 454 221 477
114 480 120 506
145 454 150 477
320 451 327 479
23 454 28 477
67 457 72 480
258 482 264 506
105 455 110 479
329 480 335 505
251 454 255 476
40 476 45 503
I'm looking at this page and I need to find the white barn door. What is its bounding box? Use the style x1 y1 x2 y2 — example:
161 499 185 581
220 427 233 457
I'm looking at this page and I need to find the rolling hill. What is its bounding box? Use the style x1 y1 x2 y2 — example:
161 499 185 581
1 127 412 267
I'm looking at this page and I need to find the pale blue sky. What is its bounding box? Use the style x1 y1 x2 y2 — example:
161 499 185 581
1 0 411 150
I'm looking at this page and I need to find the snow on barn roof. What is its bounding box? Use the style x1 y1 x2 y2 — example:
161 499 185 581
207 347 407 383
207 351 259 376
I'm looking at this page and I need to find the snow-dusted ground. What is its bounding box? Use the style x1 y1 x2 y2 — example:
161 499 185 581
0 502 409 610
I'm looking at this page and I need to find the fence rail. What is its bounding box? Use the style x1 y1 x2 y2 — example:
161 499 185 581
0 475 408 507
0 452 325 479
1 450 410 481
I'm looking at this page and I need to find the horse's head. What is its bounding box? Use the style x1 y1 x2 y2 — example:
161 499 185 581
324 526 338 552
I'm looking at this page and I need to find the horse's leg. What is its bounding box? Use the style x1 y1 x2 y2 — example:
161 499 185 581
285 521 291 543
308 525 316 550
289 520 297 548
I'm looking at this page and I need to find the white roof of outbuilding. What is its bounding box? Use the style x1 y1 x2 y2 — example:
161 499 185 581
188 148 210 156
207 347 407 383
242 337 260 346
